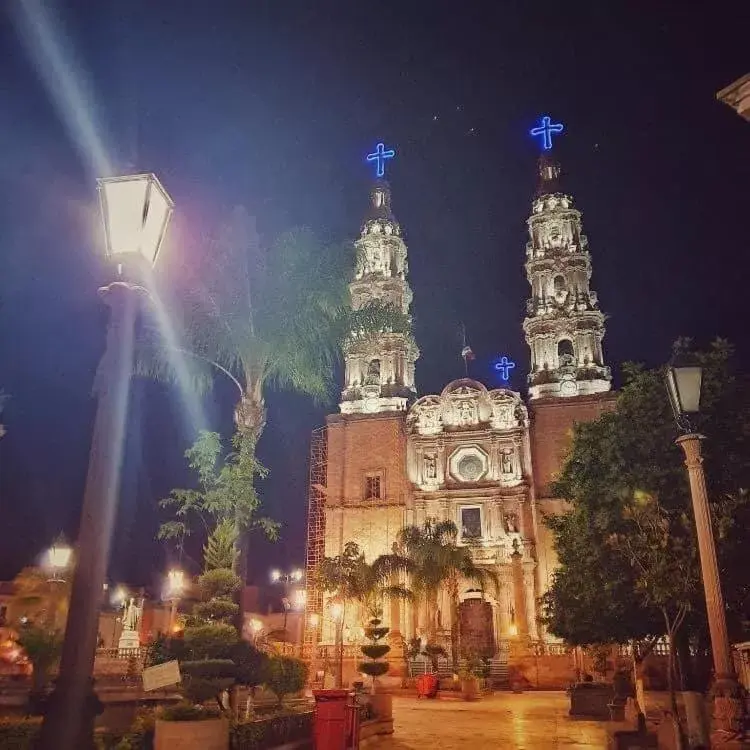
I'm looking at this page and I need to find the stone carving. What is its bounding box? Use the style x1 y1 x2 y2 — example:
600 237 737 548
423 453 437 480
504 513 519 534
457 454 484 482
457 400 476 426
500 448 514 476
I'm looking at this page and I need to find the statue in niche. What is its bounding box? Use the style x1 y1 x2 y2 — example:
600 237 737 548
423 453 437 480
504 512 519 534
457 400 475 425
365 359 381 386
500 448 514 476
420 406 439 432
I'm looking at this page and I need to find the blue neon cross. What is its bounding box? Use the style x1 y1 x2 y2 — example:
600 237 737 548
494 356 516 381
530 116 564 150
366 142 396 178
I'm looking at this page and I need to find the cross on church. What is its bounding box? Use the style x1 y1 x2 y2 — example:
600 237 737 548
530 116 564 150
494 356 516 381
366 142 396 178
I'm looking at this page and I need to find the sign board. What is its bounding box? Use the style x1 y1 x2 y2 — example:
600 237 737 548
142 660 181 692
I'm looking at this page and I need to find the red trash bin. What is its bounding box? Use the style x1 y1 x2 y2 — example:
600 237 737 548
313 689 351 750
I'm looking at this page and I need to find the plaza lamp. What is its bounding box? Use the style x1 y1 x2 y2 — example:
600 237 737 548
665 354 744 736
38 174 174 750
165 569 186 633
44 538 72 583
270 568 304 635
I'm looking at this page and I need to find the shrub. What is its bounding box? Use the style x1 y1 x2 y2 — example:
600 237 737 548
193 598 240 622
263 656 308 706
158 701 222 722
231 641 269 688
183 623 237 659
0 717 42 748
231 712 312 749
198 569 241 602
181 659 236 705
359 617 390 687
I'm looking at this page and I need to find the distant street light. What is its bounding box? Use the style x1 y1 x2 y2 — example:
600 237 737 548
270 568 304 636
666 354 745 736
38 174 174 750
44 538 72 583
165 569 186 633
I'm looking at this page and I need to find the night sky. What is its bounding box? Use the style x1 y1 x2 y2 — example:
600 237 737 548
0 2 748 587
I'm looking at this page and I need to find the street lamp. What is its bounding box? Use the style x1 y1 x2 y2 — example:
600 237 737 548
665 355 745 735
38 174 174 750
165 569 185 633
330 600 344 689
270 568 304 636
44 539 72 583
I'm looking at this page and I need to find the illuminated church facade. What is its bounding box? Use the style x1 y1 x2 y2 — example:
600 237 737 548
304 132 616 668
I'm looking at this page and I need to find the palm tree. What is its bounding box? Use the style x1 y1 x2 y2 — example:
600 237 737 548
317 542 413 627
139 209 351 574
398 520 497 667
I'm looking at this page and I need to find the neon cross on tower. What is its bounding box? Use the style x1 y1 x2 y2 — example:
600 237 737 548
493 356 516 382
530 116 564 150
366 142 396 178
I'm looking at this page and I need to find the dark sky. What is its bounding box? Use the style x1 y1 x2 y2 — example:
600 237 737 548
0 1 748 586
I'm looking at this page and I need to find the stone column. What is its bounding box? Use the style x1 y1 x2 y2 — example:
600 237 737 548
497 567 512 638
511 547 528 636
677 434 744 734
523 562 539 640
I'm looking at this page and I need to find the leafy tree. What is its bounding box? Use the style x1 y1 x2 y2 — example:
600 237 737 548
610 493 698 741
397 520 497 666
317 541 413 625
262 655 308 707
359 617 391 691
543 341 750 659
15 625 62 697
158 429 279 570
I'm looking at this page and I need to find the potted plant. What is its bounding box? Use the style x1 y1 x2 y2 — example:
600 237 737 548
458 654 485 701
359 617 392 720
416 644 444 698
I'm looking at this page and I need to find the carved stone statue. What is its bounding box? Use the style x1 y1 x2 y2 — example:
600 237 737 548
504 512 519 534
457 400 475 425
500 448 514 476
423 453 437 480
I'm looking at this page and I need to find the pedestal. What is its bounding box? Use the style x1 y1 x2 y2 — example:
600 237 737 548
118 629 140 654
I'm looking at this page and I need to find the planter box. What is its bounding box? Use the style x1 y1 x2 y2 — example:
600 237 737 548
155 717 229 750
368 693 393 720
359 717 394 747
460 679 480 702
568 682 614 719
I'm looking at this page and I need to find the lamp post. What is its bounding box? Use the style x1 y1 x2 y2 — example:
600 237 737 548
330 600 344 689
165 569 185 633
38 174 173 750
665 356 745 736
270 568 304 636
41 538 73 631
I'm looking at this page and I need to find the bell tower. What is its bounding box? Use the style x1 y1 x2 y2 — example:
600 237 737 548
340 147 419 414
522 122 611 400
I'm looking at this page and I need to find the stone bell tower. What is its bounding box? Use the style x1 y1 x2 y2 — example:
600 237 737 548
340 177 419 414
522 152 611 400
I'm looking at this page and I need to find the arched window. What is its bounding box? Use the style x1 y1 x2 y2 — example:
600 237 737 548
553 274 566 295
557 339 575 366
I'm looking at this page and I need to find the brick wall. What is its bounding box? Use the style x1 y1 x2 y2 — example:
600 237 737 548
530 393 617 499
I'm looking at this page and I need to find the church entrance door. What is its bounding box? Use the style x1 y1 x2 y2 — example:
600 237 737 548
458 598 495 657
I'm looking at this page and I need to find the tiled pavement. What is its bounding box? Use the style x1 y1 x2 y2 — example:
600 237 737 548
373 692 609 749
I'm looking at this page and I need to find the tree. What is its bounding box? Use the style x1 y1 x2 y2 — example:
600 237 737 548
158 429 279 568
139 214 352 577
543 341 750 661
15 625 63 699
8 568 71 633
317 542 412 626
610 493 698 742
262 655 308 707
397 520 497 666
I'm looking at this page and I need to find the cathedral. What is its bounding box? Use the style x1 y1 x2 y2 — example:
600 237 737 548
303 135 617 674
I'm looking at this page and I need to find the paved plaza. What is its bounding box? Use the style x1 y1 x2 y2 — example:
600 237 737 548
375 693 609 749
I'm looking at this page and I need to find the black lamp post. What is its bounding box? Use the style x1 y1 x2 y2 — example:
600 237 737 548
665 355 745 738
270 568 304 635
38 174 173 750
